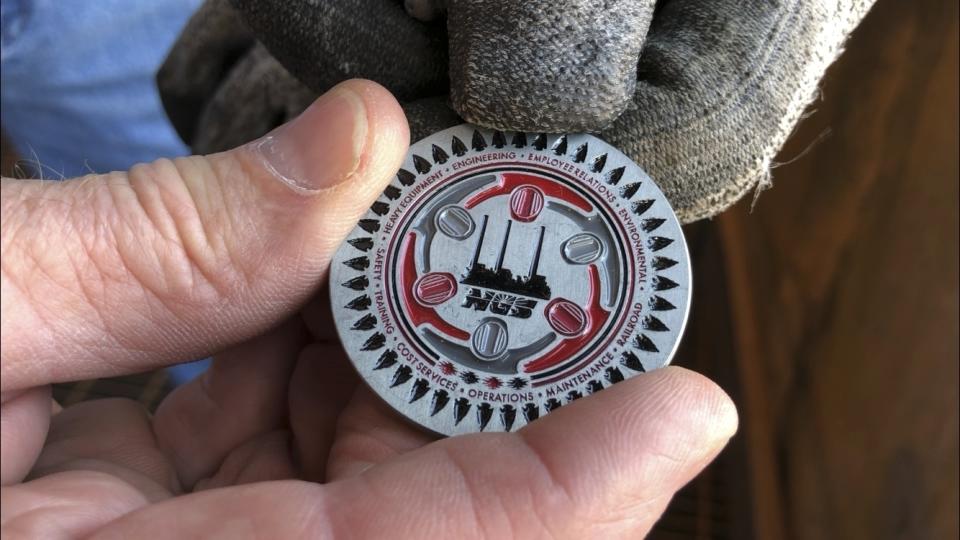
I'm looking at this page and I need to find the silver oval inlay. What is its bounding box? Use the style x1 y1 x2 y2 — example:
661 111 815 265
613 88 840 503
435 205 475 239
562 233 604 264
471 318 509 360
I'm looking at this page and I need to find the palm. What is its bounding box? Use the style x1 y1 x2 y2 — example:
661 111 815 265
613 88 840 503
3 292 434 535
2 292 731 538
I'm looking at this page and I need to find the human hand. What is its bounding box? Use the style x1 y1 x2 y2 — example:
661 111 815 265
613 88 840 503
1 80 736 538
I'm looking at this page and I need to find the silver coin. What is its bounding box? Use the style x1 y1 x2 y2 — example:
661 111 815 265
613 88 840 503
330 125 691 436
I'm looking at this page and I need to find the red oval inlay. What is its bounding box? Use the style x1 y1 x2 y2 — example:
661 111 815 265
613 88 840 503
414 273 458 306
509 185 545 222
546 299 587 336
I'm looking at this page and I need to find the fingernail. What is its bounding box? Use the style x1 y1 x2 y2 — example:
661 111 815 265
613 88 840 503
255 85 368 192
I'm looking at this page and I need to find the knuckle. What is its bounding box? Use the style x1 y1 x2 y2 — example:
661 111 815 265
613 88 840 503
122 157 256 309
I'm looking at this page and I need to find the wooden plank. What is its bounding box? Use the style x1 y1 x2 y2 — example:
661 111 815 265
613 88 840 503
717 0 959 538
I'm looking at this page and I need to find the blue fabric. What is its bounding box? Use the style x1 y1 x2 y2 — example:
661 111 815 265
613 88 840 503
2 0 210 384
167 357 213 386
1 0 201 178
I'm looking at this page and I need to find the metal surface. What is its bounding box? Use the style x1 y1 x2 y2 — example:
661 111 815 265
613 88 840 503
330 125 691 436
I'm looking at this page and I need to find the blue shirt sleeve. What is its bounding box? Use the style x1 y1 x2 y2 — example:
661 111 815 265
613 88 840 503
1 0 202 178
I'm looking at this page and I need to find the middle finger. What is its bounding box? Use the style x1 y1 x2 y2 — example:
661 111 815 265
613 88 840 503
152 316 305 490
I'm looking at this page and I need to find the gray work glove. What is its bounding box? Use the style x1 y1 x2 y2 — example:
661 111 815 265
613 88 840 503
158 0 875 222
158 0 460 154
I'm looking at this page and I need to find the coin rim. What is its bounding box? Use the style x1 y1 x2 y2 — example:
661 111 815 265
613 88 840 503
330 125 692 436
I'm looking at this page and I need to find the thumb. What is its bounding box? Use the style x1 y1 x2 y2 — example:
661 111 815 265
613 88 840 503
0 79 408 391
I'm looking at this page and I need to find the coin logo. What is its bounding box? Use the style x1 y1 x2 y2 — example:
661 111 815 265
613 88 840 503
331 125 691 435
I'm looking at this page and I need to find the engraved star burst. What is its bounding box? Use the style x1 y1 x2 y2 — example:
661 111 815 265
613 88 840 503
484 376 502 389
439 361 457 375
508 377 528 390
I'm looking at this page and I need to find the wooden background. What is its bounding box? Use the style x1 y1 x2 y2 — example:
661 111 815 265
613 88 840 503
659 0 959 538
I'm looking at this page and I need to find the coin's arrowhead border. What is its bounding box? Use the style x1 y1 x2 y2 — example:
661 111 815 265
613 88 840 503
330 125 692 436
